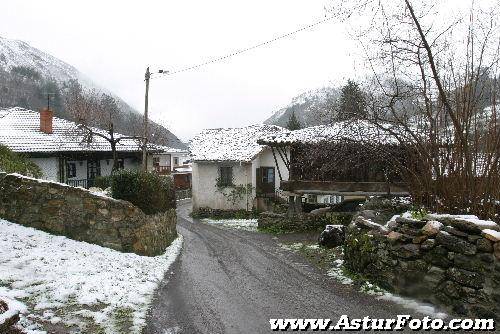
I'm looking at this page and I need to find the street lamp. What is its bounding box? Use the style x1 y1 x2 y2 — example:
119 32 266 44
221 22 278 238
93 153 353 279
142 67 170 171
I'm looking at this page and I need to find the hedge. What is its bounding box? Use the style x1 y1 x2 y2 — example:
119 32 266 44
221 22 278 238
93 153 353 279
111 170 176 214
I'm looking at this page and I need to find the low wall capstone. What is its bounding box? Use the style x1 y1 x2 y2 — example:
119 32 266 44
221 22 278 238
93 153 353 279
344 212 500 320
0 173 176 256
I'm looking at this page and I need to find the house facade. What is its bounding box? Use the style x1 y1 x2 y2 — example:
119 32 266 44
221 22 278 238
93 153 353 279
0 107 186 188
190 124 288 211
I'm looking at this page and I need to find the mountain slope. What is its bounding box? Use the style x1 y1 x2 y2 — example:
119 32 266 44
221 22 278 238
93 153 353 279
0 36 186 150
265 87 340 128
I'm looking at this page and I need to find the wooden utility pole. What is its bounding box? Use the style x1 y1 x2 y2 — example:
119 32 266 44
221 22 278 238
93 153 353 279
142 67 150 171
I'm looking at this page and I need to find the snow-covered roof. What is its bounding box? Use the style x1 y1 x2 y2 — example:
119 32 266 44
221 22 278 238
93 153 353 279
154 145 188 154
259 120 402 146
0 107 162 154
190 124 285 162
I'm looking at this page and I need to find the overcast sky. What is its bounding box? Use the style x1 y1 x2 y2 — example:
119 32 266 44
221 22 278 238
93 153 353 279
1 1 367 140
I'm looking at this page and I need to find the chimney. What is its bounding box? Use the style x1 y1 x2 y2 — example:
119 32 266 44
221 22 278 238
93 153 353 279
40 107 53 134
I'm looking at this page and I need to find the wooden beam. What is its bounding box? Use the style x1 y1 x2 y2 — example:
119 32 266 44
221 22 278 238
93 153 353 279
281 180 409 195
270 147 283 182
276 146 290 169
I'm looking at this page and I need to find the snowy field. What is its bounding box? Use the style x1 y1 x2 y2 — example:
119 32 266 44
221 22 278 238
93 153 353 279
201 218 258 231
0 219 182 334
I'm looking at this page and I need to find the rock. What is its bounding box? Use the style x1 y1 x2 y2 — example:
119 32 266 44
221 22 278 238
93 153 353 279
310 207 331 216
453 253 488 273
436 231 477 255
476 238 493 253
450 219 483 234
477 253 494 264
443 226 468 238
318 225 345 248
494 242 500 260
412 235 428 244
482 229 500 242
397 244 421 259
451 218 500 234
424 245 452 268
387 231 403 242
421 220 443 236
423 266 445 286
354 216 383 231
468 235 482 243
447 267 485 289
421 238 436 250
396 216 427 228
356 210 377 220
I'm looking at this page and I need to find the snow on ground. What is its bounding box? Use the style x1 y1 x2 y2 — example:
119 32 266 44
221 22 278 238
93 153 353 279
201 219 258 232
0 219 183 334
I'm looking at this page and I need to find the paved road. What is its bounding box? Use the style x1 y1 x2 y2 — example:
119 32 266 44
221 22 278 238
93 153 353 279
145 201 427 334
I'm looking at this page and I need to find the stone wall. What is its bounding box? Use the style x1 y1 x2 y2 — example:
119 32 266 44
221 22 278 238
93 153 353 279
0 173 176 256
344 213 500 320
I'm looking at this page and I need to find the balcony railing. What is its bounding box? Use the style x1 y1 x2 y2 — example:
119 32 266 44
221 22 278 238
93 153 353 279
67 179 93 189
154 165 171 175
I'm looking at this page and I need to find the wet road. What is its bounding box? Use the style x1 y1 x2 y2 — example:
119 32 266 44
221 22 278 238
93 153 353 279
144 201 424 334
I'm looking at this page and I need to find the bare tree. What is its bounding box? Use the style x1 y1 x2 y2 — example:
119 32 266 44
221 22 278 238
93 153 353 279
327 0 500 220
65 81 144 172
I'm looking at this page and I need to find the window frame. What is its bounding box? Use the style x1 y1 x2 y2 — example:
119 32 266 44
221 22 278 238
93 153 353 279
67 162 77 179
218 166 233 187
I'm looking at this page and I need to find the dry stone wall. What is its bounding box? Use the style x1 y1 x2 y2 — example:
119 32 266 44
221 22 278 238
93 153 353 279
0 173 176 256
344 212 500 320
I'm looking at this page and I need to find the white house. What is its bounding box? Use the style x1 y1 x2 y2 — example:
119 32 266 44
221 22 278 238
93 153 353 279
0 107 187 187
190 124 289 211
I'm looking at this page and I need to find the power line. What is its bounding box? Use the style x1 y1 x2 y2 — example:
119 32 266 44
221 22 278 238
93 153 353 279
163 14 337 76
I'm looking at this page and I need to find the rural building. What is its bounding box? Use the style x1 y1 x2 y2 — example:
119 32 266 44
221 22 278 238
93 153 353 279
0 107 187 188
258 120 410 211
190 124 288 211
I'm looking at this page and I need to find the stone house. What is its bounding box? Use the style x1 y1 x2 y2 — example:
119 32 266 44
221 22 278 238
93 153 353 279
0 107 187 187
190 124 289 211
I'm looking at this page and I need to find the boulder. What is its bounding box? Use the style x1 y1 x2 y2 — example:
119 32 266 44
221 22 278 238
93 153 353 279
318 225 345 248
421 220 443 236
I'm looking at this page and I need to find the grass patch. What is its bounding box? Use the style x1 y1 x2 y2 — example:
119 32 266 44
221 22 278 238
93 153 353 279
191 207 259 220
